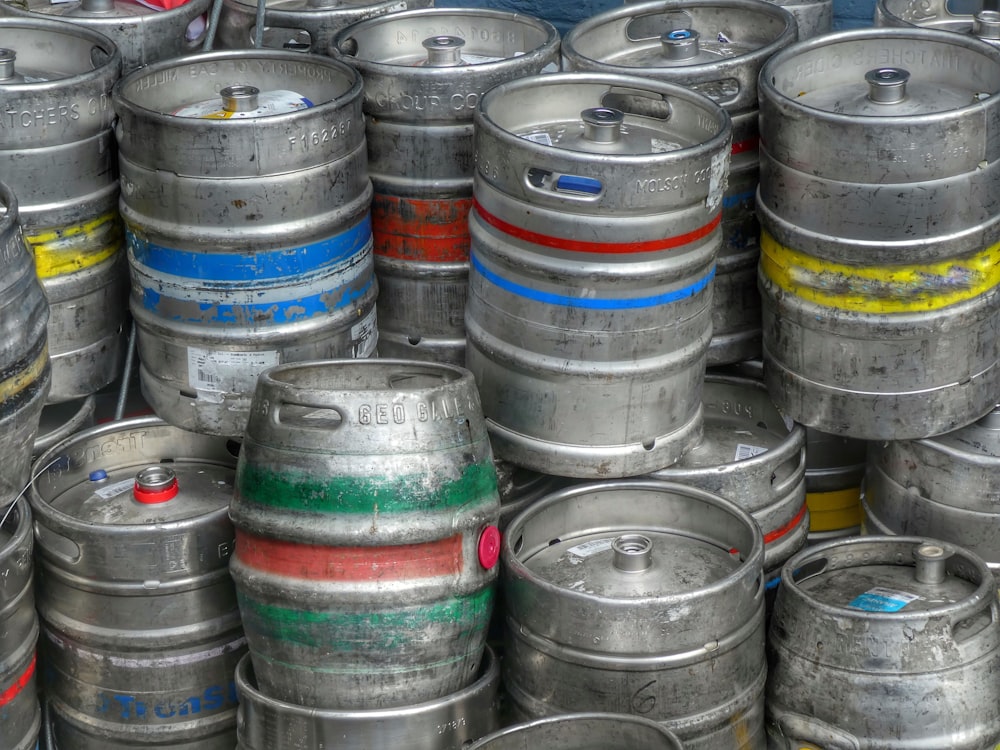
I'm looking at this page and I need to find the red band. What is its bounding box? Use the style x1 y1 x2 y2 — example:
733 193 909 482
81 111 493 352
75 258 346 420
472 199 720 255
731 136 760 155
0 653 35 708
763 502 809 545
372 195 473 263
133 479 178 504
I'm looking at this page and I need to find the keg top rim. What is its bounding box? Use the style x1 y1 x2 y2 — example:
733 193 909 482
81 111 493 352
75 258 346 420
466 712 685 750
0 16 122 86
9 0 211 20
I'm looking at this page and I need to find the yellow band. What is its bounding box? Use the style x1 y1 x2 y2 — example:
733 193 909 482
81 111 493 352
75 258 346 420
760 230 1000 313
26 212 122 280
0 342 47 402
807 487 863 532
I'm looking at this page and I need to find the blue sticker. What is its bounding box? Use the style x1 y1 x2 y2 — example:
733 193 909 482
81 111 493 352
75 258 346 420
848 587 920 613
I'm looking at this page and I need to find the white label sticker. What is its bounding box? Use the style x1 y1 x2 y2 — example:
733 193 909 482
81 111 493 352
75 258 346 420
351 309 378 358
521 131 553 146
734 443 768 461
460 54 505 64
567 538 614 558
187 348 280 392
706 149 729 213
650 137 683 154
848 587 921 613
92 478 135 500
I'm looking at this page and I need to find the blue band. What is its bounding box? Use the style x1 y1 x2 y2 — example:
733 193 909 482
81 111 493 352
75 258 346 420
722 189 756 210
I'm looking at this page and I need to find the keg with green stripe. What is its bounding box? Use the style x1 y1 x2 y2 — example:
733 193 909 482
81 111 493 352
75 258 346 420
230 360 501 710
114 51 377 439
758 28 1000 440
0 19 125 404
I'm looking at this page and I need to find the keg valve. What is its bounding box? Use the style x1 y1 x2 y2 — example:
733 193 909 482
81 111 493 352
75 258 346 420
974 10 1000 41
221 85 261 113
865 67 909 104
660 29 700 61
913 542 951 585
581 107 624 144
422 36 466 67
612 534 653 572
79 0 117 13
0 49 23 83
133 466 179 504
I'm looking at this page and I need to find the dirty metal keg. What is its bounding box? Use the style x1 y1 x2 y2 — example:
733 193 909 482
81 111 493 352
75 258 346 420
495 459 569 532
0 182 51 503
0 19 125 405
216 0 429 53
648 373 807 585
876 0 1000 48
114 51 378 438
467 713 685 750
0 0 210 73
626 0 830 39
235 646 500 750
467 73 731 478
32 395 96 458
330 9 560 366
563 0 796 366
805 427 865 542
0 498 40 750
757 28 1000 441
864 405 1000 577
29 417 246 749
230 360 501 710
503 480 766 749
767 536 1000 748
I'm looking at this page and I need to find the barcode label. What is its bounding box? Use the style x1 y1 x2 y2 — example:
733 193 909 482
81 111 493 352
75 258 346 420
93 478 135 500
187 348 280 392
351 309 378 358
734 443 768 461
521 132 553 146
567 538 614 558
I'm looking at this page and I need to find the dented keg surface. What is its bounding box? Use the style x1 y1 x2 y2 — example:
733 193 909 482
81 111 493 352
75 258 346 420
768 536 1000 748
114 51 377 438
0 498 41 750
0 0 211 73
217 0 430 53
0 182 51 503
331 9 561 366
805 427 865 541
757 28 1000 440
876 0 1000 48
563 0 796 366
467 72 731 478
648 374 807 582
230 360 501 710
466 713 685 750
0 19 125 404
864 405 1000 577
235 647 500 750
502 480 766 749
29 417 246 749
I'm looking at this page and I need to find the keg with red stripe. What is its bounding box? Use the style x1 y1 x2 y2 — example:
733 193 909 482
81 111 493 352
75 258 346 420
0 498 40 750
563 0 797 366
230 360 501 710
466 72 731 478
330 9 560 365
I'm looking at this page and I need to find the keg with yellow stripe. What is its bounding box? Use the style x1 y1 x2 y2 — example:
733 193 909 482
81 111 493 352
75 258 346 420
466 72 731 478
757 28 1000 440
805 428 865 542
0 19 125 404
0 181 50 502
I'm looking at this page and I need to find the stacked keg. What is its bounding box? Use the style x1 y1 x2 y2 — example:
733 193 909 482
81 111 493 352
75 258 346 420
229 359 502 748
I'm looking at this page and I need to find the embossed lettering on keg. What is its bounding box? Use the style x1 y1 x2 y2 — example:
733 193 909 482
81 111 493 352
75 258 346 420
114 51 377 438
0 0 211 73
235 647 500 750
876 0 1000 47
331 9 560 365
29 417 246 749
0 498 40 750
466 713 685 750
216 0 430 52
624 0 830 38
563 0 796 366
0 19 125 404
502 480 766 749
767 536 1000 748
0 181 51 502
466 72 731 478
229 360 500 710
757 29 1000 440
648 374 807 582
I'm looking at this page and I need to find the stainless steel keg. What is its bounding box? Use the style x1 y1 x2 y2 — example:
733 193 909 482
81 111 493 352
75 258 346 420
768 536 1000 748
502 480 766 749
30 417 246 749
495 459 569 532
563 0 796 366
331 8 560 365
805 427 865 542
466 713 685 750
32 395 96 457
0 0 211 73
757 28 1000 440
235 647 500 749
466 72 731 478
0 498 40 750
0 181 51 503
114 51 378 438
864 405 1000 577
216 0 430 52
876 0 1000 48
230 360 500 710
0 18 125 404
625 0 830 38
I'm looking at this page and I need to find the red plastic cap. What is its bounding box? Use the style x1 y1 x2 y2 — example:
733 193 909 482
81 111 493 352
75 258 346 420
477 525 501 569
133 466 179 504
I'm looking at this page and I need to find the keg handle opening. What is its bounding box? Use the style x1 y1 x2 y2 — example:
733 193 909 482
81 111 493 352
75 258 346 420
790 556 828 584
336 37 359 57
272 402 346 431
601 89 674 122
525 167 604 199
769 707 861 750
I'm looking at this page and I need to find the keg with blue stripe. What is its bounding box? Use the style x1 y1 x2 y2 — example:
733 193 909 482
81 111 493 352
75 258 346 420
114 51 377 438
466 72 731 478
563 0 797 366
757 29 1000 440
